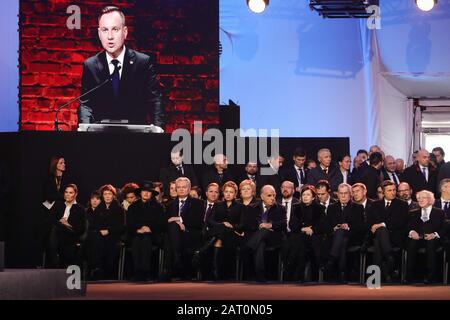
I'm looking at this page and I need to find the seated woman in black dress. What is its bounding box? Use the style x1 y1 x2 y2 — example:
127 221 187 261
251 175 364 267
87 184 124 280
208 181 244 280
287 185 326 282
48 184 86 268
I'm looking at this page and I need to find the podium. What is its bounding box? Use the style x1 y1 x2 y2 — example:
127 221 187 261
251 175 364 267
78 123 160 133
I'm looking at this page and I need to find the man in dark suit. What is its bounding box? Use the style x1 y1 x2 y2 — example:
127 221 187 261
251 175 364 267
432 147 445 171
402 149 438 199
260 155 285 196
281 147 307 198
361 152 384 200
437 161 450 191
160 151 199 194
397 182 420 212
237 162 263 195
306 148 339 189
78 6 164 131
201 154 234 192
406 190 445 283
315 180 336 215
366 181 409 282
352 182 373 215
383 155 401 187
242 185 287 282
353 146 382 183
163 177 204 279
323 183 366 282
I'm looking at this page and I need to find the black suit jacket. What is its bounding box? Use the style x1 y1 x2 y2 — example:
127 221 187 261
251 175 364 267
289 202 325 234
361 166 382 200
332 170 354 192
281 165 307 196
201 168 235 192
78 48 164 126
51 201 86 237
306 164 340 190
160 163 199 194
401 164 438 198
166 197 204 232
209 201 244 231
324 201 367 244
260 166 284 196
366 198 409 246
407 207 445 237
241 202 287 234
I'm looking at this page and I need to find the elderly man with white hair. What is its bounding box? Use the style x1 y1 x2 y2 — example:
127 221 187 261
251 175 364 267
306 148 339 188
405 190 445 284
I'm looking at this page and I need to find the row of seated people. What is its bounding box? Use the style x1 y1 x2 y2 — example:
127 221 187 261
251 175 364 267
44 175 450 284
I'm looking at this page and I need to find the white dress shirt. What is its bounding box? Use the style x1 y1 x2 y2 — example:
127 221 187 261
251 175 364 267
63 201 76 220
341 170 348 184
106 45 126 79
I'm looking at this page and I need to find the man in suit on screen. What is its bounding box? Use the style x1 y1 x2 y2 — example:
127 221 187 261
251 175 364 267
78 6 165 131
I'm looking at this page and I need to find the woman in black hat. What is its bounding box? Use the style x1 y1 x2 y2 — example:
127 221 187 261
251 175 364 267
87 184 124 280
127 181 166 281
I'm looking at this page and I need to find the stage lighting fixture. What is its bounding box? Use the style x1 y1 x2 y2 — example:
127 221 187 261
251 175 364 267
247 0 269 14
309 0 379 18
416 0 437 12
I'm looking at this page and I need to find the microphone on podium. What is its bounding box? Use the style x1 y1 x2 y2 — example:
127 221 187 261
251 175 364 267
54 66 122 131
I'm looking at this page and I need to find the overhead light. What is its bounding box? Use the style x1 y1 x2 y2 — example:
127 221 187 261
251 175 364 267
247 0 269 14
416 0 437 12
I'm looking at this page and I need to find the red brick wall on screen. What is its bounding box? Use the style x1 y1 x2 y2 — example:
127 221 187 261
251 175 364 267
20 0 219 132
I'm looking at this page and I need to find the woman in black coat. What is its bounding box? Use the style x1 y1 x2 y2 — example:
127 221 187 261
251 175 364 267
126 182 166 281
87 185 124 280
48 184 86 268
287 185 326 282
208 181 245 279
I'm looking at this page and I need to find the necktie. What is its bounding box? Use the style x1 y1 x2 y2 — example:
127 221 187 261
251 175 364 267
218 172 224 183
392 172 399 186
262 205 269 223
323 168 328 176
250 175 256 183
111 59 120 99
177 165 183 175
443 201 449 218
421 209 429 222
385 201 391 209
179 200 186 217
204 204 213 222
300 169 305 183
422 167 428 182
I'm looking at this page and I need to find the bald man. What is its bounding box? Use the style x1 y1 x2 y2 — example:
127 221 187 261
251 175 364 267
383 155 401 186
401 149 438 199
405 190 445 284
241 185 287 282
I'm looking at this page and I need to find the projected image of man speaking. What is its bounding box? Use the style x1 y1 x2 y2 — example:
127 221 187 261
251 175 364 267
78 6 165 132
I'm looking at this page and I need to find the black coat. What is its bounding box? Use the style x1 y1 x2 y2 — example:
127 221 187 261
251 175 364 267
126 198 166 236
332 170 355 192
51 201 86 237
201 168 235 192
281 165 308 196
324 201 367 244
42 174 73 203
401 164 438 198
78 47 164 126
361 166 382 200
159 163 199 194
366 198 409 246
88 201 124 240
166 197 204 232
209 201 244 230
240 202 287 234
289 201 325 234
259 166 284 196
407 207 445 237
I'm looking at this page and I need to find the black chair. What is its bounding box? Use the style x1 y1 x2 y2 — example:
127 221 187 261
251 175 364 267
401 246 447 284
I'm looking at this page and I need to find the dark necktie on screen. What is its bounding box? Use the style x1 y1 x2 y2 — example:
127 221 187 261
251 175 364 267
204 204 213 223
177 165 184 175
444 201 450 219
111 59 120 99
179 200 186 217
385 200 391 209
218 172 224 183
422 167 428 182
262 205 269 223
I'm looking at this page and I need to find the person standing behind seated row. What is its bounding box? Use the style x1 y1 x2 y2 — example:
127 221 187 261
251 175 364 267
202 154 234 192
306 148 339 191
87 184 124 280
237 162 263 197
366 180 409 282
334 154 354 193
160 151 198 195
286 185 325 282
164 177 204 280
241 185 287 282
405 190 445 284
361 152 384 200
281 147 308 199
48 184 86 268
127 181 166 281
402 149 438 199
